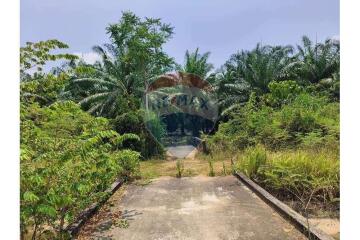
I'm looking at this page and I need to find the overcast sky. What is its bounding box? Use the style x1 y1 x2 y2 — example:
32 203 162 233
21 0 339 69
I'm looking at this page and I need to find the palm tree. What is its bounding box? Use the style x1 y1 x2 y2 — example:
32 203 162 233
224 44 294 94
289 36 340 84
63 45 142 117
178 48 214 79
212 69 249 115
214 44 294 113
64 12 176 118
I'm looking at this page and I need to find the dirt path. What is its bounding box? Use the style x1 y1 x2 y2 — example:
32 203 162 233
78 176 306 240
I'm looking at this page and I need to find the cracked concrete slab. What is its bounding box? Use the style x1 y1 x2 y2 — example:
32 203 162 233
83 176 306 240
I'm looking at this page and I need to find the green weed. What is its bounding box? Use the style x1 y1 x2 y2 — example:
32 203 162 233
208 159 215 177
238 145 267 178
222 161 227 175
176 159 184 178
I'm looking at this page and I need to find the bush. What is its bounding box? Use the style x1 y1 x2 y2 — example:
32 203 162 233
20 101 140 239
113 111 143 135
21 73 70 106
207 88 339 151
264 80 302 107
112 110 164 158
116 150 141 180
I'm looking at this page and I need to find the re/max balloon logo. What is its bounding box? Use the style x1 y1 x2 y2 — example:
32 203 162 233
151 94 209 110
142 72 218 148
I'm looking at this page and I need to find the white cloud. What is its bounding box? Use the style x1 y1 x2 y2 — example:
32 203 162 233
73 52 101 64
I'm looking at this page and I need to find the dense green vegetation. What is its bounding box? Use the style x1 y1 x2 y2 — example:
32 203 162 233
235 146 339 214
20 101 140 239
209 83 339 151
20 11 339 238
205 38 339 215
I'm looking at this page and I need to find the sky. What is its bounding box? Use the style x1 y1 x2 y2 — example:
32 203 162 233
21 0 339 69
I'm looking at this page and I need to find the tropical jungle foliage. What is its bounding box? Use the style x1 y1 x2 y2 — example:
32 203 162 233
206 37 339 215
20 11 340 238
20 101 140 239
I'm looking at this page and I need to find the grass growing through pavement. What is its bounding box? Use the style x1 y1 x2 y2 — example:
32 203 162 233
139 154 233 181
139 146 339 218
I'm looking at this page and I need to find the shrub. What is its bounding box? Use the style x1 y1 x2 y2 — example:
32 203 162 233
116 150 141 180
207 91 339 151
264 80 302 107
21 73 70 106
112 110 164 158
20 101 140 239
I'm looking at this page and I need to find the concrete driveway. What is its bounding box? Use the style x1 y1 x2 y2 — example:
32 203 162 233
166 145 196 159
80 176 306 240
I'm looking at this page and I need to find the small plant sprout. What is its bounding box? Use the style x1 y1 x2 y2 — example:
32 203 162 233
115 219 129 228
208 159 215 177
176 159 184 178
231 157 236 174
222 161 227 175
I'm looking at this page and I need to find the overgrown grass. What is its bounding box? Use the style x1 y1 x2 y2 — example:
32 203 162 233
234 146 339 216
139 145 339 218
139 153 234 180
139 158 177 179
237 146 267 177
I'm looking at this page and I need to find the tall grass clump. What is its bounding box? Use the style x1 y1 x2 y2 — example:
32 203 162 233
176 159 184 178
263 150 339 202
236 147 339 214
208 159 215 177
238 145 267 178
